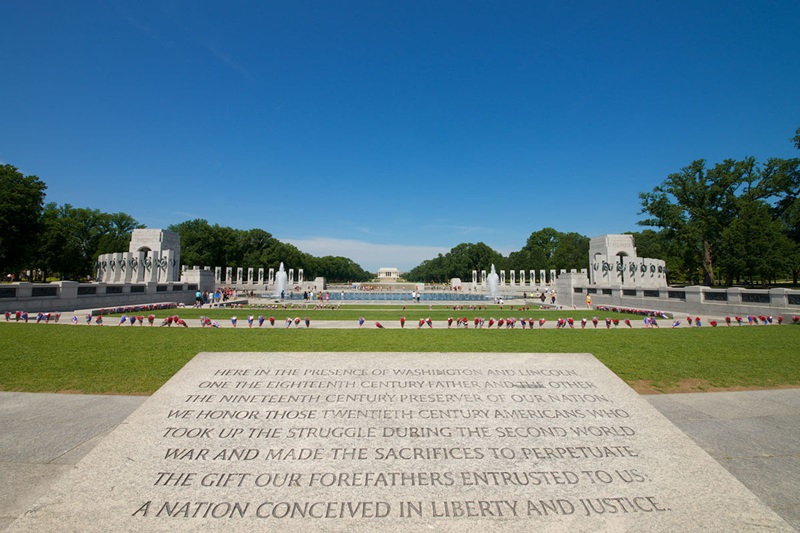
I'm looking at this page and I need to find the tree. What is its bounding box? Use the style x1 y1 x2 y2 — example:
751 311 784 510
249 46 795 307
168 220 372 283
551 232 590 271
522 228 561 266
719 199 794 285
510 228 589 272
405 243 504 282
37 203 84 280
35 204 143 280
0 165 47 274
96 212 144 256
757 132 800 282
639 159 745 285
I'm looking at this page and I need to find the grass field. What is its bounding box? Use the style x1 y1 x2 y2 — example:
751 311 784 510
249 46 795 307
2 320 798 395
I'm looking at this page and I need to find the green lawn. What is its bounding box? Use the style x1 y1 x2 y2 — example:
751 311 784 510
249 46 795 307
1 322 798 395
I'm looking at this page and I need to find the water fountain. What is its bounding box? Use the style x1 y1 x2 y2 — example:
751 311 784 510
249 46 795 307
273 262 288 299
486 264 500 301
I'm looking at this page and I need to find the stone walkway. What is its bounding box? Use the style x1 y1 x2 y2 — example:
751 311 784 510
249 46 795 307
1 389 798 531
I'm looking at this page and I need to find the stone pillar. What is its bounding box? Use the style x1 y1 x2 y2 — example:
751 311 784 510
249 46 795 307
225 267 233 285
500 270 506 286
115 253 127 283
481 270 487 286
148 251 160 283
258 268 264 285
97 254 109 281
135 252 146 283
624 258 635 286
519 270 525 286
298 269 304 286
612 260 624 286
56 280 78 300
268 268 275 286
684 286 704 312
510 270 516 286
107 254 118 283
549 269 557 285
215 267 222 285
247 268 254 285
539 270 546 287
472 270 477 285
599 260 608 285
122 253 134 284
236 267 243 286
117 254 127 283
102 255 112 283
164 250 177 282
288 269 295 286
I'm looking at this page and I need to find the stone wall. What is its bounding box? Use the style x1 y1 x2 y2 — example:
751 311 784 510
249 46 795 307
555 276 800 317
0 281 197 313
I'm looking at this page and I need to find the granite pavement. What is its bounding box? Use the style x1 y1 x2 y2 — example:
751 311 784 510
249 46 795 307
1 388 798 531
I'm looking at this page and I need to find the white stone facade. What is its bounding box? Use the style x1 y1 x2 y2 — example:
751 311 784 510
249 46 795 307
378 268 400 280
589 234 666 288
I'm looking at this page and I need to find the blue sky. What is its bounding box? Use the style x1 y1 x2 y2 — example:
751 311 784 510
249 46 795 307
2 1 799 271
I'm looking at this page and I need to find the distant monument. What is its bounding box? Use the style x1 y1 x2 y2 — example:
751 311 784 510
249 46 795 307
96 229 181 284
377 267 400 281
589 234 666 288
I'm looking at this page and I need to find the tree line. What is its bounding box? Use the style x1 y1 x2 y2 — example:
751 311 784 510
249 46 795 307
1 128 797 286
0 167 374 283
638 129 800 286
167 219 373 283
0 165 141 281
404 228 591 283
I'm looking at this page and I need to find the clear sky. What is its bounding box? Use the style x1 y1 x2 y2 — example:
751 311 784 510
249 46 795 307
2 1 799 272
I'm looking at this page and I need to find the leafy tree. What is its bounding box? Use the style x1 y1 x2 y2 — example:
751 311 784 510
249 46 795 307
719 199 794 285
522 227 562 266
551 232 590 271
405 243 504 282
168 220 371 283
167 219 221 267
96 212 144 255
35 204 143 280
509 228 589 273
0 165 46 274
639 159 745 285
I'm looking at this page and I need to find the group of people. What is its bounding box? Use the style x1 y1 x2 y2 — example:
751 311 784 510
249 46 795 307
302 290 331 302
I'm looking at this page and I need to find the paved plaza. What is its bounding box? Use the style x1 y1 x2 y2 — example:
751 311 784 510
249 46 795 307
1 388 798 530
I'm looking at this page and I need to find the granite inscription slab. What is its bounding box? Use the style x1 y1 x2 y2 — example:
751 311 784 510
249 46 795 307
8 352 793 532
